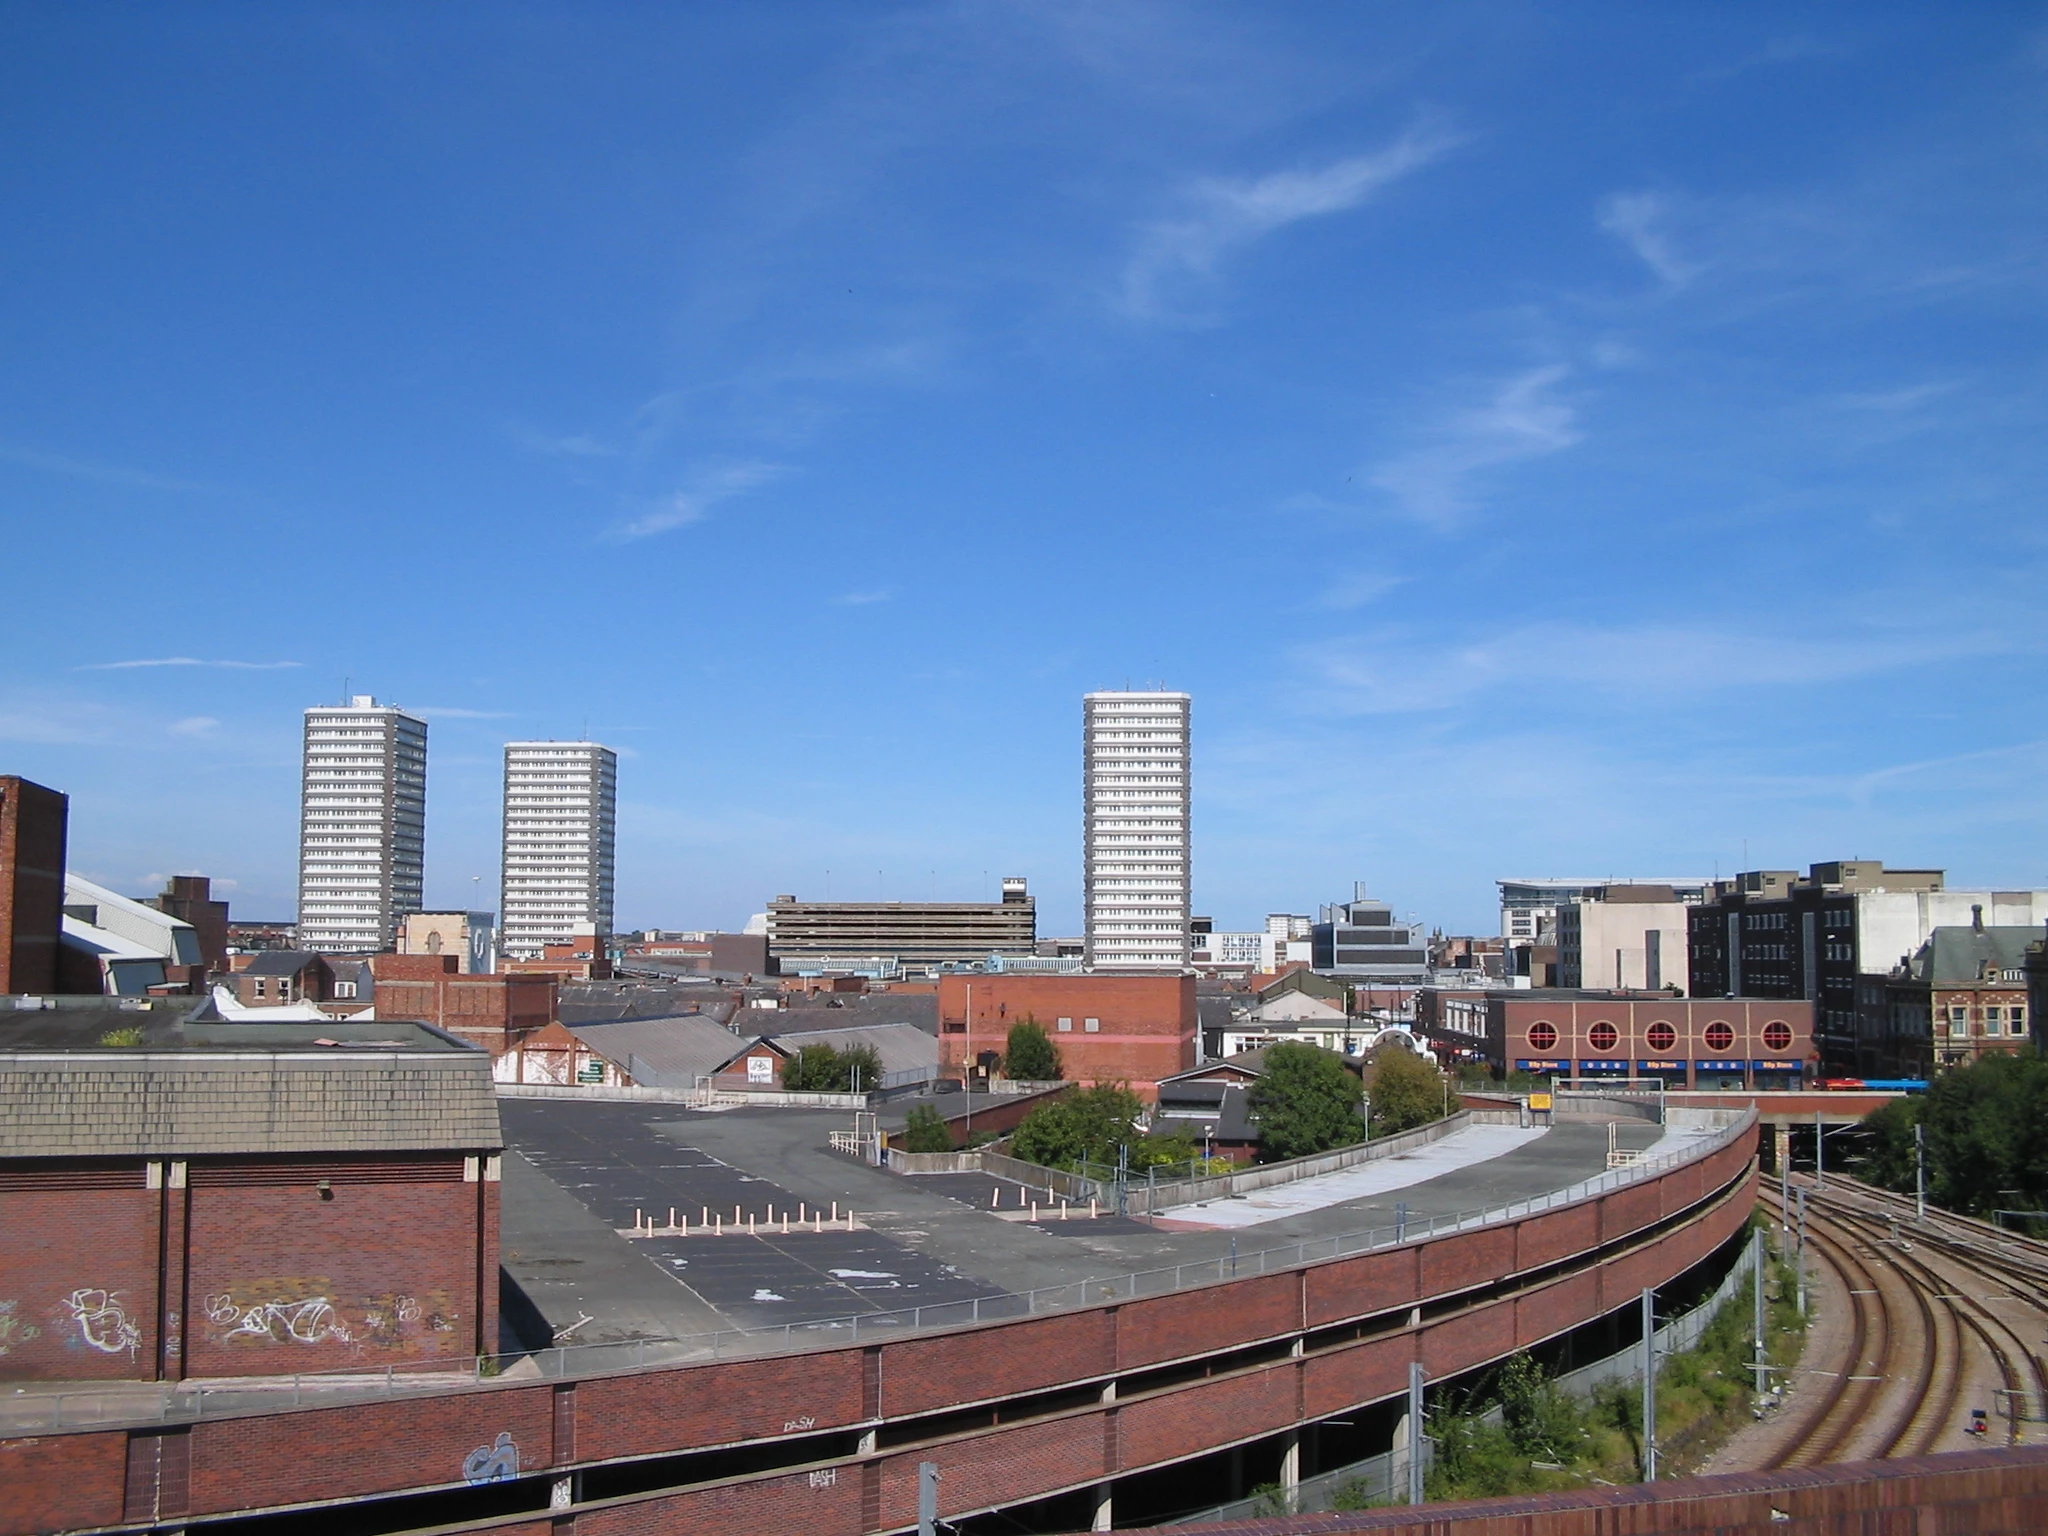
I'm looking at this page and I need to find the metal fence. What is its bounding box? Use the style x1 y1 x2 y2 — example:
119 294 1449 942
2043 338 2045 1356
1164 1235 1757 1526
3 1107 1753 1437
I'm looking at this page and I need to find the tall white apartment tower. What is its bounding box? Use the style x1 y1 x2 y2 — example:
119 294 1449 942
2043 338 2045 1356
500 741 617 958
1083 690 1192 970
298 696 427 953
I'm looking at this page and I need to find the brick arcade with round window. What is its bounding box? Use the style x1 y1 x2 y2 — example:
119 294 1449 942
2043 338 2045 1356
1476 994 1816 1089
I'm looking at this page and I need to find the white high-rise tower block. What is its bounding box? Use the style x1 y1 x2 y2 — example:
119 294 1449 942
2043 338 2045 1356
298 696 427 952
500 741 616 958
1083 690 1191 970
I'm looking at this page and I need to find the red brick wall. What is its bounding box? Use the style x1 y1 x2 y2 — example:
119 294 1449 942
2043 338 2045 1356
0 1156 498 1384
0 1169 158 1380
936 974 1196 1097
0 775 67 996
1491 996 1817 1081
183 1168 489 1376
369 956 559 1052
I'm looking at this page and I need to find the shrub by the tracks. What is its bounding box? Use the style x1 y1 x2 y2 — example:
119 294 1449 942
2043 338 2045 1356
1853 1052 2048 1220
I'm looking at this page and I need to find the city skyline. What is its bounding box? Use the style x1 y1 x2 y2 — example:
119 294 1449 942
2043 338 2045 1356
4 7 2044 935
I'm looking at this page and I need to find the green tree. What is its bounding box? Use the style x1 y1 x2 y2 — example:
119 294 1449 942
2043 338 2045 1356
1366 1045 1447 1136
1003 1018 1063 1082
1010 1085 1143 1170
1248 1042 1364 1162
1850 1096 1923 1193
838 1043 882 1093
779 1043 843 1091
1912 1053 2048 1216
902 1103 954 1153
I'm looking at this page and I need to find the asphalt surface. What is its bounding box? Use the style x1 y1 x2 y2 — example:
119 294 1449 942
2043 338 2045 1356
497 1100 1673 1347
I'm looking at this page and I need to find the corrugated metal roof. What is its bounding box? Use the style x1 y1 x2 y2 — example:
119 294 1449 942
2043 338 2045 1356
564 1013 749 1087
765 1020 938 1077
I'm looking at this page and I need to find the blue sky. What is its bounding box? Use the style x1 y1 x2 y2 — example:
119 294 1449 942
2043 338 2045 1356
4 4 2044 937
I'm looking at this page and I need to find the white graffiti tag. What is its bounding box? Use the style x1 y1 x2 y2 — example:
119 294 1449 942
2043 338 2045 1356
205 1293 354 1345
63 1289 140 1357
463 1432 520 1485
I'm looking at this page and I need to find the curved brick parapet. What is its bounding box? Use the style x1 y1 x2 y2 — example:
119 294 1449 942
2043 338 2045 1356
4 1114 1758 1536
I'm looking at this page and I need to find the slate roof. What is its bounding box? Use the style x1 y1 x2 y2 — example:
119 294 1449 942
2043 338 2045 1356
1155 1083 1259 1144
564 1013 749 1088
1910 926 2041 986
240 950 327 978
0 1019 499 1158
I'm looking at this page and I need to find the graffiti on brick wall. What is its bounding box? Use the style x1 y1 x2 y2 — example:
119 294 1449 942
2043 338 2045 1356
60 1289 141 1357
463 1432 520 1485
205 1292 355 1345
199 1280 460 1353
0 1299 42 1354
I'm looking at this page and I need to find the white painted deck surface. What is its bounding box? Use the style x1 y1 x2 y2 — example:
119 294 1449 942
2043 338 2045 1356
1158 1123 1550 1229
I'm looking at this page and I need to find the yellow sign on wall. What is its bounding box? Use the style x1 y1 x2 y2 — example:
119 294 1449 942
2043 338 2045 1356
1529 1093 1553 1111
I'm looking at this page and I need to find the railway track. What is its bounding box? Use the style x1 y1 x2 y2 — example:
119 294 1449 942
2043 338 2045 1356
1746 1175 2048 1470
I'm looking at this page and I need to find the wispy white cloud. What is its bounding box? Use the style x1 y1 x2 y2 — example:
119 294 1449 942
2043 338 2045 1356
1830 380 1962 412
1297 617 2031 716
0 443 211 492
833 588 895 606
1120 125 1462 319
1368 365 1581 526
521 429 621 459
610 460 790 542
76 657 302 672
1598 192 1699 287
170 716 219 737
1313 572 1405 611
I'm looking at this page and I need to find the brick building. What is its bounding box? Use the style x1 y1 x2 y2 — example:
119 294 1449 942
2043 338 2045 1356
1482 991 1816 1090
225 950 334 1008
936 973 1195 1099
1687 861 2048 1071
1880 918 2037 1074
369 953 557 1055
140 875 230 973
0 774 67 996
0 1004 501 1382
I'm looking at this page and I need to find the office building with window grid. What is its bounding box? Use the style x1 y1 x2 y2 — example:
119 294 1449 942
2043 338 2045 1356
1083 690 1191 972
298 696 427 953
500 741 616 958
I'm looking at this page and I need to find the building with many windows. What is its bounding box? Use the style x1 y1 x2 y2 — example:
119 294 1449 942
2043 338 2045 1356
1687 861 2048 1071
1879 918 2036 1074
1312 885 1428 982
1496 877 1710 946
765 881 1035 974
297 697 426 953
500 741 616 959
1083 690 1191 971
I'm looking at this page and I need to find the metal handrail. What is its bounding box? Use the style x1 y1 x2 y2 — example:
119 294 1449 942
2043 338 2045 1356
7 1109 1754 1435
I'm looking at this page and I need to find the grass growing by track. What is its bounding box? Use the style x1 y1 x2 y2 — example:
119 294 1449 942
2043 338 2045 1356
1412 1233 1809 1503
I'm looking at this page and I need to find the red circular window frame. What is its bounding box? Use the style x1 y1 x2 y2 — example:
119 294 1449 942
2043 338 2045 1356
1527 1022 1558 1051
1762 1021 1793 1051
1587 1021 1619 1051
1646 1021 1677 1051
1704 1021 1735 1052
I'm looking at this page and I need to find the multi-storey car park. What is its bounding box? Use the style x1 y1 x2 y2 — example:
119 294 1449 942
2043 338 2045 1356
4 1066 1780 1536
1083 690 1192 972
297 696 427 953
